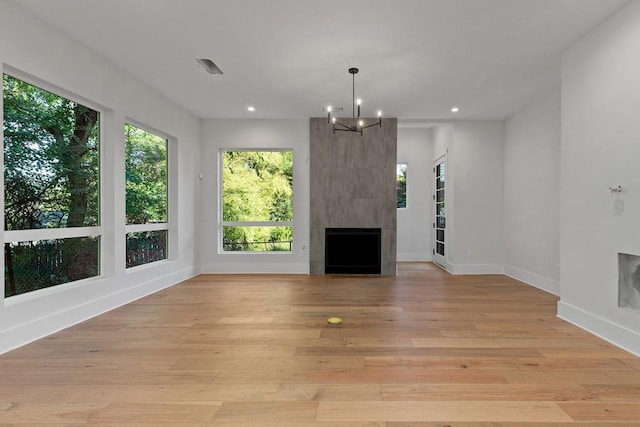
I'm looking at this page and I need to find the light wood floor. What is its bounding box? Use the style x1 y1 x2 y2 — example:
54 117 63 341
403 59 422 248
1 263 640 426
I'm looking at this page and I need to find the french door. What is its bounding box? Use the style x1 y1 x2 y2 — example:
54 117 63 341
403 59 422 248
433 156 446 268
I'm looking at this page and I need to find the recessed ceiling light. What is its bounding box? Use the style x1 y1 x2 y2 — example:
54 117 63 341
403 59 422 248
247 106 255 112
451 107 460 113
196 58 223 74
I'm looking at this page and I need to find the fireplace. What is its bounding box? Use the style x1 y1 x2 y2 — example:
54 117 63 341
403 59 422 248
325 228 381 274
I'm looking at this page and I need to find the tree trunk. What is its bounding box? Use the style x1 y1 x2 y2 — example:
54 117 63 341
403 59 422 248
62 105 98 281
4 245 16 297
66 105 98 228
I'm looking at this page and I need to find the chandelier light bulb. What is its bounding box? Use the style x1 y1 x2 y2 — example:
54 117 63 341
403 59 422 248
332 117 336 123
356 98 362 106
358 120 364 127
378 110 382 117
327 106 332 112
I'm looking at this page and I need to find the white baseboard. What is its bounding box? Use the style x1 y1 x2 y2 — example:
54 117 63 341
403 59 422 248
0 266 198 355
397 252 431 262
558 301 640 357
449 262 504 275
201 262 309 274
504 265 560 296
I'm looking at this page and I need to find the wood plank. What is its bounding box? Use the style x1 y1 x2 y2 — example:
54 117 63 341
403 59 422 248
0 384 278 402
127 371 221 385
90 402 221 423
170 355 364 371
381 383 595 401
212 402 317 422
296 347 544 358
210 423 385 427
558 402 640 421
226 329 321 339
346 338 415 348
385 423 640 427
0 402 110 424
583 384 640 402
501 369 640 385
275 384 383 401
316 401 573 422
411 338 501 348
365 356 634 371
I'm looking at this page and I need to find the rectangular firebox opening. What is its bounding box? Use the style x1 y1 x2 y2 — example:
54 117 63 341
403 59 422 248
325 228 381 274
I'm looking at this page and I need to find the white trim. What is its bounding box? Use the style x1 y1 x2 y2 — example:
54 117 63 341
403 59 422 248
2 70 105 299
504 265 560 296
434 261 450 272
4 274 101 305
201 261 308 274
124 118 175 143
5 227 102 243
125 223 169 233
123 121 175 263
0 63 5 301
0 266 198 355
558 301 640 357
433 155 447 268
218 149 294 253
397 252 432 262
448 262 505 275
125 258 170 274
221 221 293 227
3 65 108 114
167 136 179 261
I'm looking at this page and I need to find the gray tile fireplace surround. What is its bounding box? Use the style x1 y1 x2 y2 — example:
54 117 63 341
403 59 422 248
309 117 397 275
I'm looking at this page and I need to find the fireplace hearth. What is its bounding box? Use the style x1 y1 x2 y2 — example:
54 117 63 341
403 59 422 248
325 228 381 274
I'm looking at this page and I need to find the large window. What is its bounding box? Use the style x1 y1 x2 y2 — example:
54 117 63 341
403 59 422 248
125 123 168 268
3 74 100 297
221 150 293 252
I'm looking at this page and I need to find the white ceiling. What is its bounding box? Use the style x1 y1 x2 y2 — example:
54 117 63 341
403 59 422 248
13 0 630 120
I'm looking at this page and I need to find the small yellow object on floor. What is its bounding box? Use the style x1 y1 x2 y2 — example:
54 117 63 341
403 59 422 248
327 317 342 326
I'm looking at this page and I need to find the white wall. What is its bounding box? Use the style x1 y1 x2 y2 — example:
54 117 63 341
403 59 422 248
504 89 561 295
429 122 505 274
0 1 201 353
397 127 433 261
450 122 505 274
200 119 310 273
433 124 452 161
560 0 640 355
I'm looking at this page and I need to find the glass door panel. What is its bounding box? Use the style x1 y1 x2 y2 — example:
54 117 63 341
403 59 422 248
433 158 446 267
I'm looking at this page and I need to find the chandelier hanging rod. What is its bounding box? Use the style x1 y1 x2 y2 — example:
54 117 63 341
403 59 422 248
327 67 382 135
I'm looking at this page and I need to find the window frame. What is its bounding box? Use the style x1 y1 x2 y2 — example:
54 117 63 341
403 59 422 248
397 162 408 209
2 68 104 298
218 148 293 254
124 120 173 269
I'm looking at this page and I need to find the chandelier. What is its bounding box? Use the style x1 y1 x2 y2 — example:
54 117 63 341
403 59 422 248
327 68 382 135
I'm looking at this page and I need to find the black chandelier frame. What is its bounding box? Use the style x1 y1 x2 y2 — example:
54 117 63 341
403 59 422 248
327 68 382 135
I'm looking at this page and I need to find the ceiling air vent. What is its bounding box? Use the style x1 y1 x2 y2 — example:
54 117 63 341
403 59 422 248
196 58 223 75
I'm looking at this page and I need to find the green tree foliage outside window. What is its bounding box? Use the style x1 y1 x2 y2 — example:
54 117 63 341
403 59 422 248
125 124 168 267
125 124 167 224
3 74 100 296
397 163 407 208
222 151 293 252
